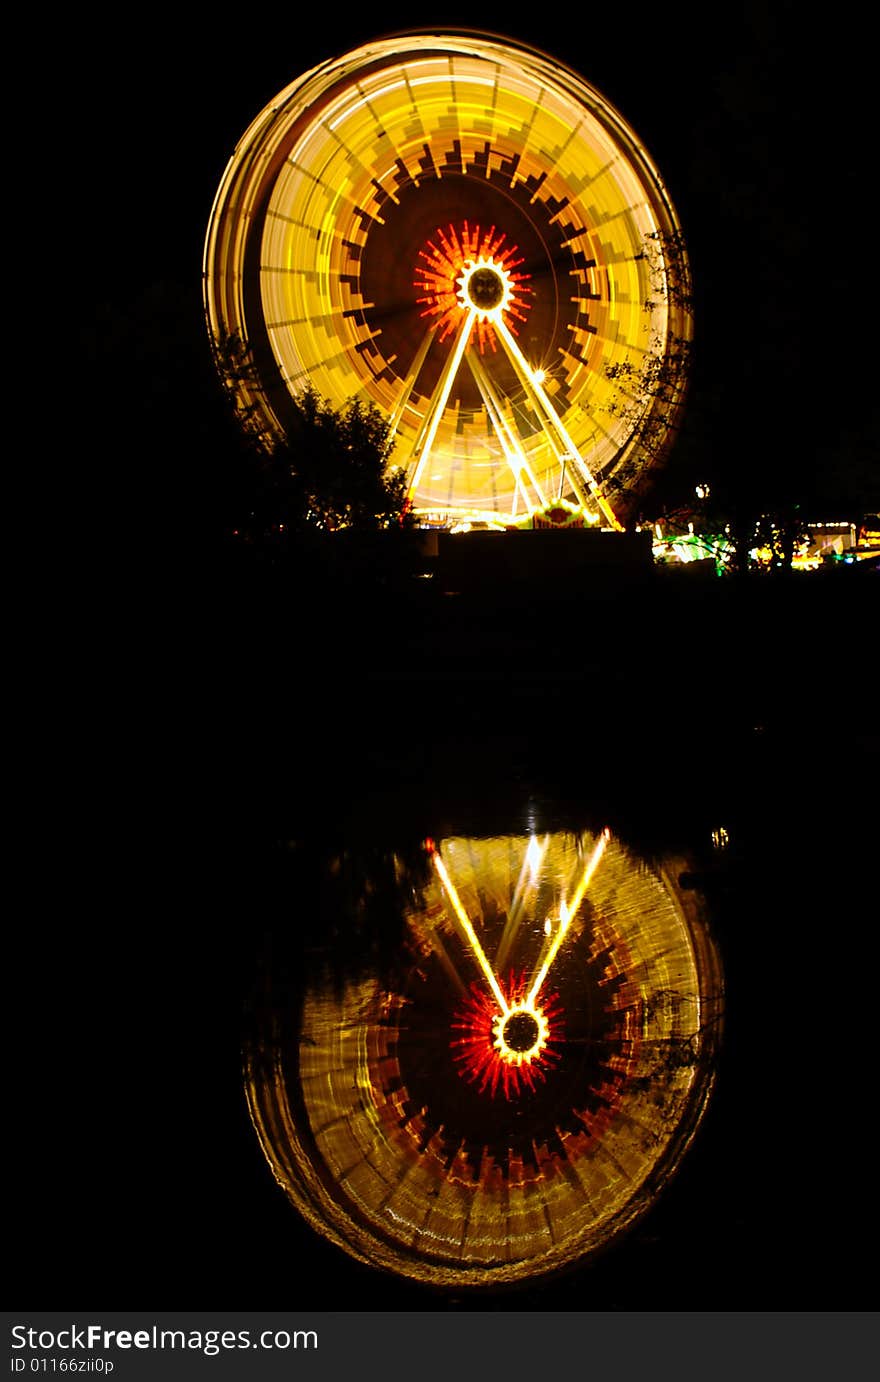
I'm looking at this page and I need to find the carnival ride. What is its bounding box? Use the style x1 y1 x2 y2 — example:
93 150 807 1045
203 31 692 531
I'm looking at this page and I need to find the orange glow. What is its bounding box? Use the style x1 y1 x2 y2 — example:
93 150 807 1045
416 224 530 349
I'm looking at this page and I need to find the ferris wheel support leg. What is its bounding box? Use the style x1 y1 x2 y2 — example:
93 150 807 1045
495 318 623 530
406 312 474 502
387 326 436 440
467 350 548 513
479 395 533 516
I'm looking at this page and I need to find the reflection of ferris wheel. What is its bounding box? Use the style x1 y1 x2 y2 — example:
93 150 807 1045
204 31 692 527
246 829 723 1288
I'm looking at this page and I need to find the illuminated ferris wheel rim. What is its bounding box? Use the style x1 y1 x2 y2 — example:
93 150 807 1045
204 30 693 527
207 29 679 197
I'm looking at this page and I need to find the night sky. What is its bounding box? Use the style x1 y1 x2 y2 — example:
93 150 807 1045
20 1 876 1323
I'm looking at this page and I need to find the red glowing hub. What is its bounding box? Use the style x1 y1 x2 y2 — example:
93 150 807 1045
451 972 563 1100
415 222 531 348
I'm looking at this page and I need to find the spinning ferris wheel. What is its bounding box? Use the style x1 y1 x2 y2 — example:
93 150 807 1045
246 827 723 1288
203 31 692 529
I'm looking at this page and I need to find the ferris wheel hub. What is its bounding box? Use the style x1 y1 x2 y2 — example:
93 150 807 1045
500 1009 540 1053
492 998 551 1066
456 259 511 317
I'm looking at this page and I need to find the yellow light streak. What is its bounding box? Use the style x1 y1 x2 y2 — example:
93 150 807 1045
431 849 509 1015
528 828 611 1004
525 835 542 879
494 833 549 975
329 74 502 130
407 311 474 498
387 326 435 437
467 351 547 510
495 317 623 530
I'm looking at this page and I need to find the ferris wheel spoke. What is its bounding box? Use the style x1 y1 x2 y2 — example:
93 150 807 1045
466 349 547 513
387 327 435 438
495 316 622 529
528 828 611 1006
427 841 509 1016
491 318 592 511
406 311 474 500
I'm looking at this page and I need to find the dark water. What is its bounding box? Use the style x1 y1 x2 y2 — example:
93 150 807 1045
13 561 876 1310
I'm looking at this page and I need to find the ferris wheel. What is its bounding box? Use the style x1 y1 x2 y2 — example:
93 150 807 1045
246 827 723 1288
203 31 692 527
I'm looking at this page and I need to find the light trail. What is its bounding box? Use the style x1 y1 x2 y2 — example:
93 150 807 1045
467 350 548 511
429 845 509 1015
406 310 474 499
528 827 611 1005
495 833 549 974
495 316 623 529
387 326 435 437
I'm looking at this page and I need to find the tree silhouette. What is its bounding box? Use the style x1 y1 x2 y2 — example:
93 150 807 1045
212 332 411 546
268 386 409 535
